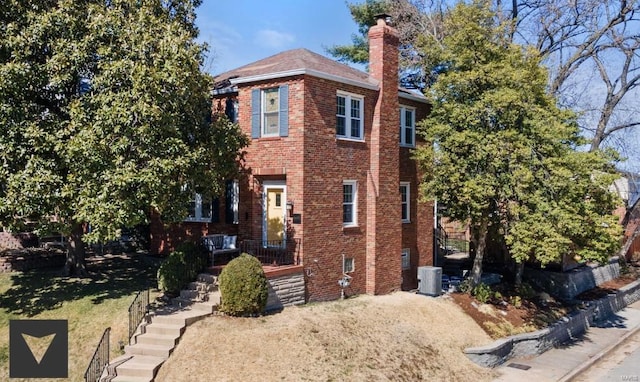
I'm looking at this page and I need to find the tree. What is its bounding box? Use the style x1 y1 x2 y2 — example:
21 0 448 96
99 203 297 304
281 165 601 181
327 0 446 90
0 0 248 276
336 0 640 257
413 1 621 287
335 0 640 152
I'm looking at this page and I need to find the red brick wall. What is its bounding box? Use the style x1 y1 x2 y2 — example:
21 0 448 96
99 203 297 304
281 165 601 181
399 98 434 290
301 76 377 301
366 19 402 295
234 77 306 249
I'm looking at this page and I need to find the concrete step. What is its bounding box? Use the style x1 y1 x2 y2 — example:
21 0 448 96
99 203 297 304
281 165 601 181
208 290 221 305
113 355 164 379
152 309 209 326
188 281 217 292
110 376 152 382
179 289 207 300
136 332 179 347
124 342 173 358
144 322 184 337
197 273 218 284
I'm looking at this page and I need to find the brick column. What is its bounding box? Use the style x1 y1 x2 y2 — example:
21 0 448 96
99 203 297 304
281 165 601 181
366 15 401 294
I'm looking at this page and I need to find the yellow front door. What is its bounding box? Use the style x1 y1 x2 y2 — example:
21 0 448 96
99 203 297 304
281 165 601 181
266 187 285 242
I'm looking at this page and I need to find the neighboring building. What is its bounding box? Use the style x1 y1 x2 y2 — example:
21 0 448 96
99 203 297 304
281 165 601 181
150 15 434 301
612 172 640 259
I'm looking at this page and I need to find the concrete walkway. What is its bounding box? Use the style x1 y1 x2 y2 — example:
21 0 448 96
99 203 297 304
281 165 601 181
493 300 640 382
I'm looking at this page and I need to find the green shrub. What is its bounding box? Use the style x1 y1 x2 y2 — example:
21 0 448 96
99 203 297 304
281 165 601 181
218 253 268 317
515 282 536 299
510 295 522 308
472 283 492 304
157 241 208 294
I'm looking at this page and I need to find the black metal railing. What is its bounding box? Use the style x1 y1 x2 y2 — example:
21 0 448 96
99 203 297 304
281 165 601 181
128 289 149 344
84 327 110 382
240 238 301 265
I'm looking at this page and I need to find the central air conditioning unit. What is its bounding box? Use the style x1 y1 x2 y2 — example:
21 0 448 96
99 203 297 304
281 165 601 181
417 266 442 296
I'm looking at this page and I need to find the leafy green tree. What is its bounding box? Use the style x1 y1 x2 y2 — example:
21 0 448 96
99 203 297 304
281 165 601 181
326 0 387 65
413 1 621 286
0 0 248 275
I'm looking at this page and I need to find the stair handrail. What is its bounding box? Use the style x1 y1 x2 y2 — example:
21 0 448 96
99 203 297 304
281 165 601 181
128 289 150 344
84 327 110 382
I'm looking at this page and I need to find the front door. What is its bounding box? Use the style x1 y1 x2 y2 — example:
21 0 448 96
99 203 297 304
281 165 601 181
263 183 286 243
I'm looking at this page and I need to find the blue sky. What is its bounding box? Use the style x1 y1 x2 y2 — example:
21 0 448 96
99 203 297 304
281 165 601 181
195 0 365 75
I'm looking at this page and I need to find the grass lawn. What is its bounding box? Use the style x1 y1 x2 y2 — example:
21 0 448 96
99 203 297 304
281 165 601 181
0 253 161 382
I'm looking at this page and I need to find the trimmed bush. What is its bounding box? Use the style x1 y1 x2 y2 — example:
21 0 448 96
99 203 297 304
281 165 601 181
157 241 208 295
218 253 268 316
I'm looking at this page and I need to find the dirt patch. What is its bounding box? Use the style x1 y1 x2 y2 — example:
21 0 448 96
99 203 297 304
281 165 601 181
450 263 640 339
448 289 568 339
155 292 497 382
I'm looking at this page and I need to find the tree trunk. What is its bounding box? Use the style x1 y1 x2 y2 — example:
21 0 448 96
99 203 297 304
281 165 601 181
514 261 525 286
470 219 488 288
63 222 87 277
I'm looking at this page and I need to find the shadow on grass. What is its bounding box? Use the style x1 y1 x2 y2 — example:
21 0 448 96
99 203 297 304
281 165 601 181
0 253 161 317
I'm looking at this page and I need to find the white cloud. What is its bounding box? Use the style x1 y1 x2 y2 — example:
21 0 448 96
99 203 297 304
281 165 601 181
196 21 245 74
254 29 295 49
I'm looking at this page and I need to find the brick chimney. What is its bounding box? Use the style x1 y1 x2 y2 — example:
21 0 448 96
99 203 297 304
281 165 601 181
365 14 401 295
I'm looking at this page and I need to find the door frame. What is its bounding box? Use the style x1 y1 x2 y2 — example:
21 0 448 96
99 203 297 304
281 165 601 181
262 180 287 246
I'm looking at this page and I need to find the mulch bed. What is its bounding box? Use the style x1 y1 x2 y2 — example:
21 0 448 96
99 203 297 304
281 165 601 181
449 263 640 338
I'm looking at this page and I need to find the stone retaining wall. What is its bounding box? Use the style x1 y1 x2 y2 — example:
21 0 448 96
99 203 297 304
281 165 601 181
0 249 66 272
265 268 306 311
464 279 640 367
524 257 621 300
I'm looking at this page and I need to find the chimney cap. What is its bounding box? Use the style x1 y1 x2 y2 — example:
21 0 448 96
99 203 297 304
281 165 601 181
374 13 392 25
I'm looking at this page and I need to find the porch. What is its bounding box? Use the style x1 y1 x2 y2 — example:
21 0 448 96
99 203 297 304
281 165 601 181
202 236 302 268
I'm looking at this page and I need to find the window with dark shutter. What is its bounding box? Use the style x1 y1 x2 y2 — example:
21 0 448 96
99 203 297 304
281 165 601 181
251 85 289 138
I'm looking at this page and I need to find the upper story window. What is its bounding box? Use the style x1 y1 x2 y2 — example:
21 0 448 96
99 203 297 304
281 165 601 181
336 92 363 140
343 180 358 227
400 182 410 223
251 85 289 138
400 106 415 147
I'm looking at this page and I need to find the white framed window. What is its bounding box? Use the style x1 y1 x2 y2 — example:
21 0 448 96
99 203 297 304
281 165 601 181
336 92 364 140
401 248 410 270
343 257 355 273
251 85 288 139
400 106 415 147
186 193 212 222
262 88 280 137
343 180 357 227
400 182 410 223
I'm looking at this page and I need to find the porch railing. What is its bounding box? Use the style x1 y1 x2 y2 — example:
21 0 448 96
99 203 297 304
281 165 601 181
128 289 149 344
240 238 301 265
84 327 110 382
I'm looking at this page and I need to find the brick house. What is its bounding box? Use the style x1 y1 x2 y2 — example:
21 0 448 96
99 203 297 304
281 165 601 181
150 15 434 301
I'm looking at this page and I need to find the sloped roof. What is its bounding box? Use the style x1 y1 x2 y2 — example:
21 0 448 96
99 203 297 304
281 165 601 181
213 48 427 102
215 48 378 88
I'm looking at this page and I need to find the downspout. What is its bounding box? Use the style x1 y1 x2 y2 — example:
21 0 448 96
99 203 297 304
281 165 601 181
433 199 438 267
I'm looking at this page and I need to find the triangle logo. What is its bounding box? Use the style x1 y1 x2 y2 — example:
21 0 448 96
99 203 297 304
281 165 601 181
21 333 56 365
